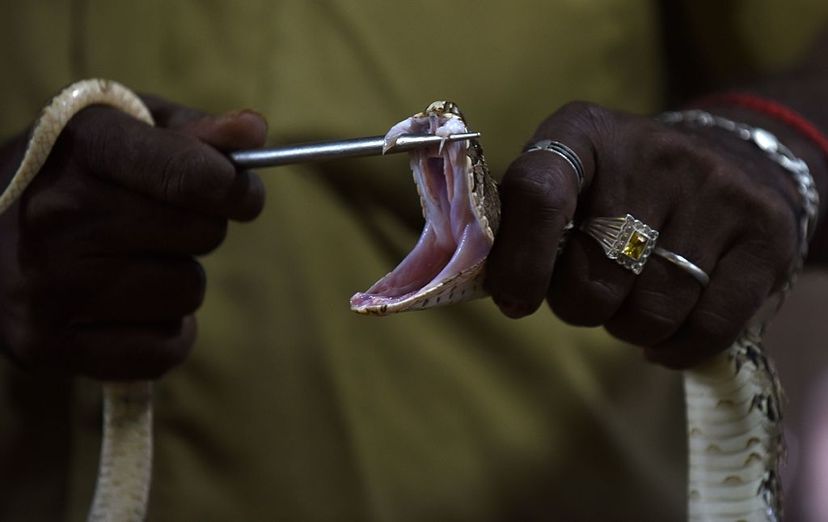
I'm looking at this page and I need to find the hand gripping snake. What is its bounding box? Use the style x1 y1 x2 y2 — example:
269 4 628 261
1 80 153 522
3 83 784 520
352 101 787 521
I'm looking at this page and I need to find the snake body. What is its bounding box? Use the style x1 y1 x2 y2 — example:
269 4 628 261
1 79 154 522
352 101 785 521
4 84 785 520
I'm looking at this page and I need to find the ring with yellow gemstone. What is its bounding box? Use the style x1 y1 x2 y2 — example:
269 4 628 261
580 214 658 274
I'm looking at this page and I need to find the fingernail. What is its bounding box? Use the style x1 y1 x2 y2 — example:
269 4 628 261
495 297 528 318
219 109 265 122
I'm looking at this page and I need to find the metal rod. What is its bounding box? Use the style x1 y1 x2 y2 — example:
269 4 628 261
229 132 481 169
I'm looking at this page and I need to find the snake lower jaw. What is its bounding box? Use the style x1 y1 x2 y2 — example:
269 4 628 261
350 259 489 315
349 219 493 315
350 102 496 316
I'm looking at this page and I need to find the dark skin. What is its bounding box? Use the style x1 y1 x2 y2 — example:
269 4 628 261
486 31 828 369
0 98 267 379
1 34 826 380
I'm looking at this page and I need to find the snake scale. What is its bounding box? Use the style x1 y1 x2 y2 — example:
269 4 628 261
352 101 786 521
1 80 154 522
2 83 784 520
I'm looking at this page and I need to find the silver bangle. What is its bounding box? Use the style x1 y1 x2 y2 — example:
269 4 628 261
658 109 820 266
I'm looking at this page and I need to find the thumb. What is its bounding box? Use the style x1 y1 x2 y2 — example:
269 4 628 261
141 94 268 151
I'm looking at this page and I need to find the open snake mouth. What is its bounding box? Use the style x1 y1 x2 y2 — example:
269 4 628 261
350 102 497 314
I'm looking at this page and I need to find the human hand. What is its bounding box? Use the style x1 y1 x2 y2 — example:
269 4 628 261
0 95 267 379
485 102 804 368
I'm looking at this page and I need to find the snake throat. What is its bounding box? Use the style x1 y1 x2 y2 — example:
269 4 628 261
350 101 499 314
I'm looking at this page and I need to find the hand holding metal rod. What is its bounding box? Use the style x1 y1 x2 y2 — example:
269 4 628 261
229 132 481 169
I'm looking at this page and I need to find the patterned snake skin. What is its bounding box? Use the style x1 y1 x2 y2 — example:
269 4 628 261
1 84 785 521
352 101 785 521
0 80 154 522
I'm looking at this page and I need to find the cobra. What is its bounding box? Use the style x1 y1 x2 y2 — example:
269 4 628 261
351 101 785 521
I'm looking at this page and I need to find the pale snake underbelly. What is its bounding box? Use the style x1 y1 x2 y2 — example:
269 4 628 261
2 83 783 521
0 80 154 521
351 101 785 521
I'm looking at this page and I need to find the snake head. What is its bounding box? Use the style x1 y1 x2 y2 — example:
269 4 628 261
420 100 464 119
351 102 499 315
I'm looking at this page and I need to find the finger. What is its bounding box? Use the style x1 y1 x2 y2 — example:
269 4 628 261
547 110 716 328
141 94 208 128
603 259 698 346
75 205 228 256
603 208 732 346
547 232 638 326
178 110 269 151
645 244 779 368
61 256 206 324
486 102 598 317
65 105 265 221
547 185 671 326
142 94 268 150
22 174 228 256
21 176 227 257
65 316 196 380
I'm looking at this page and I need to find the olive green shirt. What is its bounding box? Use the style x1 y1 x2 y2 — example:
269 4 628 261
1 1 826 520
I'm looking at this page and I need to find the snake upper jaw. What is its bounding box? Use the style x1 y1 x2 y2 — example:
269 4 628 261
350 102 498 315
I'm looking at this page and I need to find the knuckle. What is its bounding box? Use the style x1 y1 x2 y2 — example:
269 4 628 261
501 163 570 223
756 194 797 245
605 297 684 346
502 167 552 203
159 144 205 203
233 171 266 221
64 105 103 145
545 100 613 139
639 127 703 170
71 316 195 379
71 106 132 175
176 259 207 313
21 192 77 237
20 177 94 237
733 194 798 277
701 166 772 222
141 260 206 318
549 274 624 327
133 319 196 380
158 139 236 212
635 292 686 325
191 217 228 255
557 100 608 125
160 316 197 371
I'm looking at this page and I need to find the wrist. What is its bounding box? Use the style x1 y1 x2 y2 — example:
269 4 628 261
696 104 828 204
681 100 828 265
660 107 822 279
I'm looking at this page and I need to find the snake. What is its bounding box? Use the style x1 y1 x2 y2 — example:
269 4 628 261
351 101 786 521
2 83 784 520
0 79 154 522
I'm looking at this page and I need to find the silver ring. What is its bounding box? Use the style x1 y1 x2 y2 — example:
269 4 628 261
580 214 658 274
524 139 585 193
652 247 710 287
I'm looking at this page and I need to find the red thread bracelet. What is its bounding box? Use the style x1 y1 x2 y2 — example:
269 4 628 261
697 92 828 161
